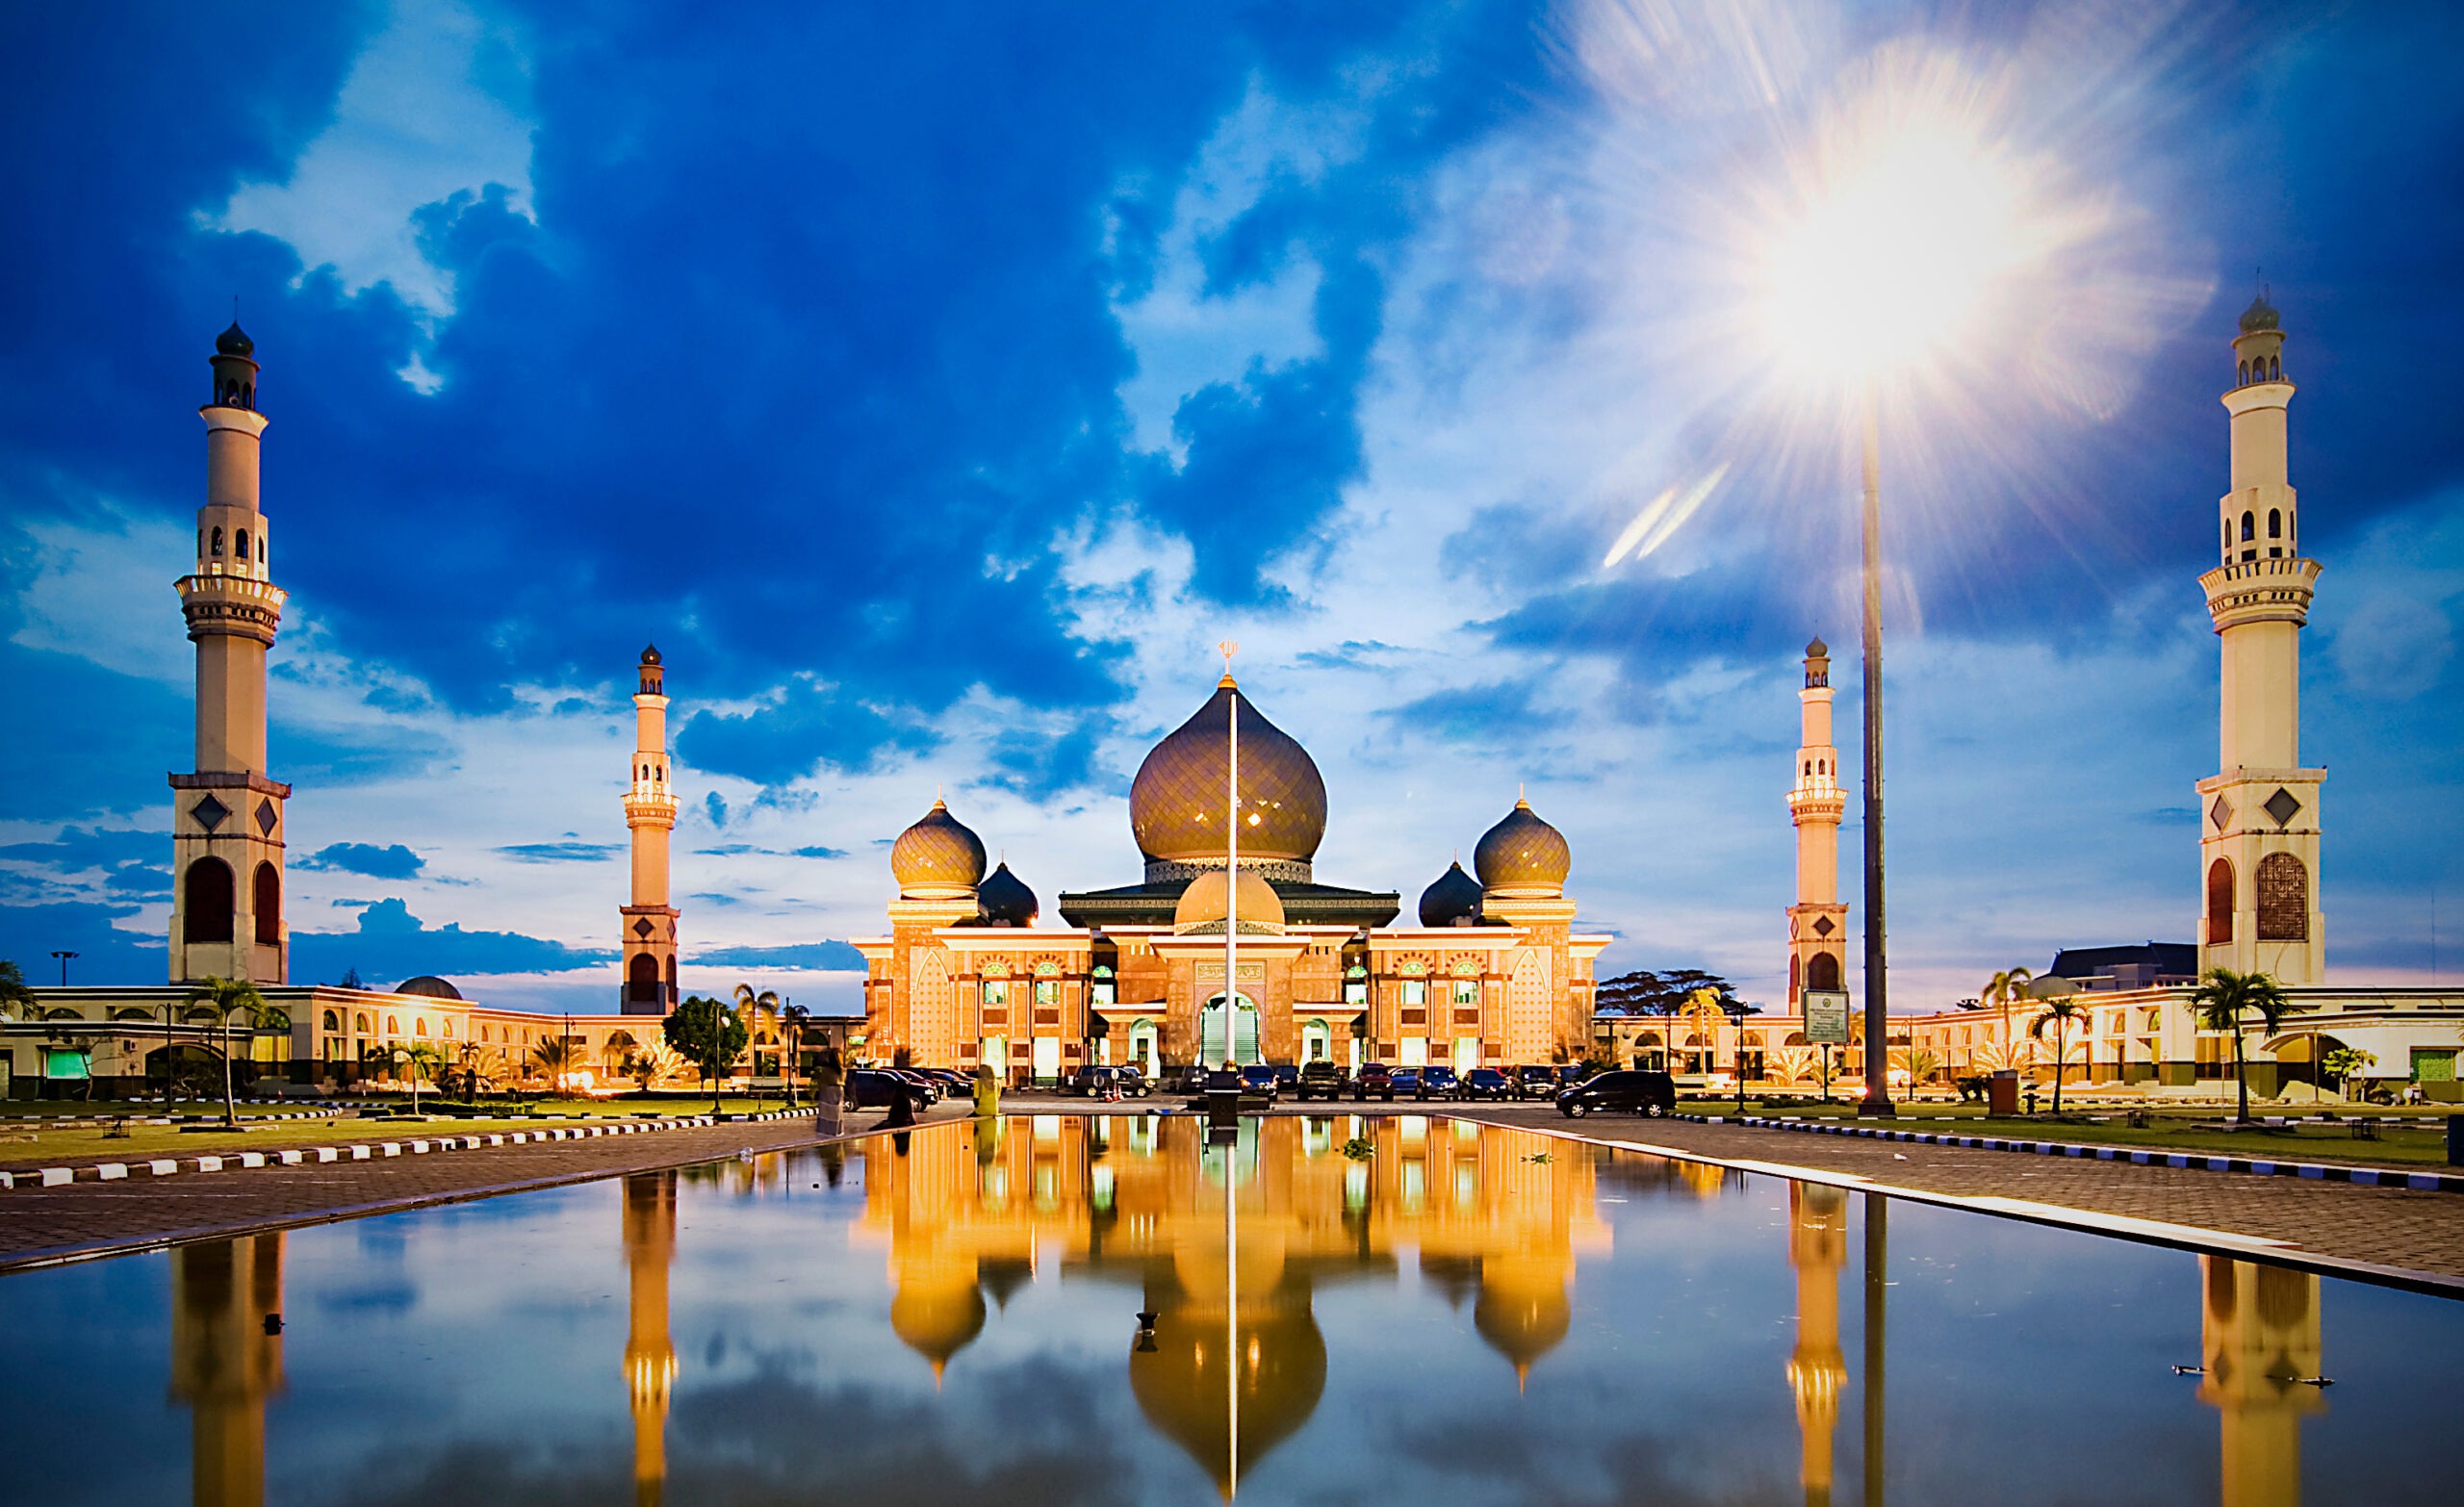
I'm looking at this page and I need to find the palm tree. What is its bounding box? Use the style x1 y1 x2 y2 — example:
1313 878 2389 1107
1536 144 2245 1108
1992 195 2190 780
2192 967 2294 1122
185 976 276 1128
1894 1046 1943 1093
2028 996 2092 1114
780 1003 810 1110
531 1035 579 1096
1980 966 2034 1073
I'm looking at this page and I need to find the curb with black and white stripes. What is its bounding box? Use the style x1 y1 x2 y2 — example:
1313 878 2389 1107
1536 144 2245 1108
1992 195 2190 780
1670 1111 2464 1193
0 1109 808 1190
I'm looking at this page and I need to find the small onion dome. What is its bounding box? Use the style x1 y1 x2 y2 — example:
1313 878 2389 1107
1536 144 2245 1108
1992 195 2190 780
2238 292 2280 335
1474 797 1570 898
1173 866 1285 932
975 861 1038 927
890 798 986 900
1418 860 1483 927
215 320 254 357
395 975 463 1000
889 1269 987 1384
1806 636 1828 659
639 643 662 666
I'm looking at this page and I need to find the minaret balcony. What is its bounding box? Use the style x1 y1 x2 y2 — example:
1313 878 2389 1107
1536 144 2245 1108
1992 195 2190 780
2200 556 2321 630
1788 783 1845 820
177 574 287 645
625 791 679 825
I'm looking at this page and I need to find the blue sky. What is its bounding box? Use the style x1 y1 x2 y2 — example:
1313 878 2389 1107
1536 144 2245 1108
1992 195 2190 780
2 0 2458 1015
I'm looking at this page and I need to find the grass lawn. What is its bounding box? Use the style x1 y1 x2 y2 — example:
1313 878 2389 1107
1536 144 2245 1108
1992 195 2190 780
0 1093 807 1172
1684 1097 2459 1170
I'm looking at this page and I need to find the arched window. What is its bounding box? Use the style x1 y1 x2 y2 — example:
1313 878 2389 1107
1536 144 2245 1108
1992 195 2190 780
321 1009 339 1031
666 957 678 987
1806 952 1841 991
2269 355 2279 380
355 1012 371 1034
253 861 280 944
415 1017 427 1037
2241 511 2255 542
211 525 224 557
387 1015 399 1034
628 953 661 1004
2222 520 2232 558
2206 858 2234 944
1802 761 1810 776
2268 509 2281 539
1788 954 1801 1001
257 535 267 563
183 857 235 943
2256 853 2309 941
235 528 249 565
2237 361 2248 385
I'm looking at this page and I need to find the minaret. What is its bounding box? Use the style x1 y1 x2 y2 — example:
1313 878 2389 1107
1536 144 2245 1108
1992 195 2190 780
170 1234 286 1507
2197 1257 2323 1507
169 322 292 985
2197 294 2325 985
623 1172 679 1507
1786 639 1848 1010
621 646 680 1014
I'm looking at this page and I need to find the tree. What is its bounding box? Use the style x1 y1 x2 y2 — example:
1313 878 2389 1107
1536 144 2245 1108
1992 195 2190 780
1980 966 2034 1071
185 977 278 1128
623 1039 689 1092
2321 1046 2376 1103
0 959 36 1019
1895 1046 1943 1089
339 966 364 990
2192 967 2294 1123
780 1003 810 1109
2028 996 2093 1114
1596 969 1742 1017
530 1035 581 1094
664 996 749 1113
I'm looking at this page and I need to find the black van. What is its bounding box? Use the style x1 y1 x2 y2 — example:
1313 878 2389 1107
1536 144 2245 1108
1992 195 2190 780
1555 1069 1677 1118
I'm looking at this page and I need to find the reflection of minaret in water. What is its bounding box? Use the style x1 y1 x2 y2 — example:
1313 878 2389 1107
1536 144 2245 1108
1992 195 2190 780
624 1171 680 1507
169 1235 286 1507
2198 1257 2323 1507
1784 1183 1847 1507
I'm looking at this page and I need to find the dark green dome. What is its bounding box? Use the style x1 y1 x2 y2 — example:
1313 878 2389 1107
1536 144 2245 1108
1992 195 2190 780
215 320 254 357
975 861 1038 927
1418 860 1483 927
2237 293 2279 335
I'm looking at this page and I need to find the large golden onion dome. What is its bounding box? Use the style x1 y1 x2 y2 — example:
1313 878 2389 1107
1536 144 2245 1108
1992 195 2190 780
890 799 987 900
1130 677 1326 881
1473 796 1570 898
1172 867 1285 933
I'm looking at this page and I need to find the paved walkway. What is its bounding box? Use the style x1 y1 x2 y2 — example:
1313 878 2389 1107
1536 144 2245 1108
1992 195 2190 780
0 1103 966 1272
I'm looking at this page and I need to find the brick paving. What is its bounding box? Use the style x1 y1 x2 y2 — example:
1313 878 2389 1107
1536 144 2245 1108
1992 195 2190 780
0 1102 966 1272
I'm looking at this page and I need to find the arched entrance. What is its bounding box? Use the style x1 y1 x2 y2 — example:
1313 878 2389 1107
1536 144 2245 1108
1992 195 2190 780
1127 1018 1158 1076
1200 993 1260 1066
1300 1017 1332 1064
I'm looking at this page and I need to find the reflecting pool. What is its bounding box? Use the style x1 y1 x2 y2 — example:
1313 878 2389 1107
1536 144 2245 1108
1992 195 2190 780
4 1114 2460 1506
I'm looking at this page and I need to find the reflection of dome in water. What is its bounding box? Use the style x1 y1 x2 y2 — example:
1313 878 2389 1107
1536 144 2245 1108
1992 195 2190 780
1473 798 1570 899
979 1256 1035 1310
890 1274 986 1381
1474 1258 1572 1388
1419 1252 1480 1309
1131 677 1326 875
891 799 987 900
1172 867 1285 933
1417 860 1483 927
1131 1284 1327 1498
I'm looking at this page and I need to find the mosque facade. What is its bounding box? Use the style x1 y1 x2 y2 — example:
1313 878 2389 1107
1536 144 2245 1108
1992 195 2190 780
856 674 1609 1077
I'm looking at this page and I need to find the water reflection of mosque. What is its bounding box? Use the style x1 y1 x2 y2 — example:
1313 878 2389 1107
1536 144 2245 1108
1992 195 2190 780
857 1114 1614 1493
158 1124 2329 1507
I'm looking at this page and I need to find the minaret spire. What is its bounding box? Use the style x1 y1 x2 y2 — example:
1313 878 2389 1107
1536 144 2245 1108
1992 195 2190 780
170 319 292 984
1785 638 1847 1014
621 645 682 1013
2198 292 2324 983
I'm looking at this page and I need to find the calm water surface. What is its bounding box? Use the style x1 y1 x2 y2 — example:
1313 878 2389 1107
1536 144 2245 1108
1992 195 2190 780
2 1114 2457 1506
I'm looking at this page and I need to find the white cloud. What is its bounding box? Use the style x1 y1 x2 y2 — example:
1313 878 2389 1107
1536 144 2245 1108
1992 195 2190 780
209 0 534 338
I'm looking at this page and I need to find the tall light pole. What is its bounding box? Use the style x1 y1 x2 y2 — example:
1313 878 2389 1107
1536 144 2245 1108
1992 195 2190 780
1859 385 1893 1116
50 950 78 987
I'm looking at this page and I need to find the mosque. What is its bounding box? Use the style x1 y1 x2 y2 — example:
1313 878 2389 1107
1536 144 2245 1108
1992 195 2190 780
854 674 1609 1079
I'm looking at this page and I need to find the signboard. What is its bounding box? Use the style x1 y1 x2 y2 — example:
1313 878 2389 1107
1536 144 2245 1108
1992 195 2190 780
1802 990 1851 1047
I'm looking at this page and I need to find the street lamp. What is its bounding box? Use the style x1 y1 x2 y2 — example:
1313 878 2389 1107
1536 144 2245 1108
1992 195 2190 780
49 951 78 987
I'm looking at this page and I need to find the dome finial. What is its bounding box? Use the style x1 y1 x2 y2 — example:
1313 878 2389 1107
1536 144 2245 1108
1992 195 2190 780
1217 638 1239 689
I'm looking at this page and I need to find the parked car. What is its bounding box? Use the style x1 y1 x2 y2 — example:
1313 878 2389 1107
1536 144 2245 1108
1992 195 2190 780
1271 1063 1300 1093
1171 1064 1213 1094
1058 1066 1111 1096
886 1068 942 1103
1294 1060 1348 1102
1113 1065 1154 1097
1388 1067 1423 1098
1555 1069 1677 1119
846 1068 916 1109
919 1068 972 1093
1415 1065 1460 1101
1240 1064 1281 1100
1352 1062 1396 1102
1459 1067 1513 1101
1512 1066 1559 1100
